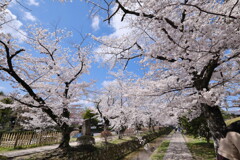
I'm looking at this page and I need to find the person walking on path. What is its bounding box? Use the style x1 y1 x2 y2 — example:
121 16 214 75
163 132 192 160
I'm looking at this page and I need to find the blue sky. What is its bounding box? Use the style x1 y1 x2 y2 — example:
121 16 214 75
0 0 143 93
1 1 239 111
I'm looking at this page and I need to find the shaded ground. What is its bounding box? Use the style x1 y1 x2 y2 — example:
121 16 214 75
150 140 170 160
123 135 170 160
0 137 103 158
184 135 215 160
1 131 172 160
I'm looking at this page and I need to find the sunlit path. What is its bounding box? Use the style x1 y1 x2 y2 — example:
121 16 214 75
163 133 192 160
0 142 78 158
0 137 101 158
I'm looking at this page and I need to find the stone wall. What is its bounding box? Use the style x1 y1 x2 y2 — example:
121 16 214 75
13 128 172 160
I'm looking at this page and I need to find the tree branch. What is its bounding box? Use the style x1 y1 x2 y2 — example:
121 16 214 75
10 49 25 59
0 40 60 125
182 3 237 19
10 97 40 108
229 0 239 17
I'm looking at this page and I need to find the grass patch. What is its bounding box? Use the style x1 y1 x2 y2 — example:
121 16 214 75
185 135 215 160
94 136 132 148
225 116 240 126
0 147 15 153
94 135 101 138
108 137 132 144
150 140 170 160
70 137 77 142
0 142 60 153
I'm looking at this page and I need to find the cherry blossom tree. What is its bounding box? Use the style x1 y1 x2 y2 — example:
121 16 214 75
86 0 240 151
0 24 92 148
94 73 179 136
0 0 10 27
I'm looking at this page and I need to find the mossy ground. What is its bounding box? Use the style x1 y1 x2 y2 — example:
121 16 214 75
225 116 240 126
185 135 215 160
150 140 170 160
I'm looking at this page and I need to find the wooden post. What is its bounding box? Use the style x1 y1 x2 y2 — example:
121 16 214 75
0 132 2 146
14 132 20 148
28 132 34 146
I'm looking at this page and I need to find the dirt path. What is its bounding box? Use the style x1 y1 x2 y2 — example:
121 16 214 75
0 137 102 158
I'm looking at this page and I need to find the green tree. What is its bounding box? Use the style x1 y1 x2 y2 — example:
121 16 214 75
179 114 211 144
1 97 13 104
0 97 15 131
220 109 232 120
82 109 99 127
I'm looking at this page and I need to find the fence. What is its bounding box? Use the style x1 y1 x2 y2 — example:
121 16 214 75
23 127 173 160
0 131 62 148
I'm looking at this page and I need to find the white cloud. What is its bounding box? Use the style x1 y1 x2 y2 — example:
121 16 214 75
93 6 134 63
0 86 5 90
71 100 93 107
91 15 100 31
108 6 133 38
27 0 40 6
0 9 27 41
101 79 118 88
23 11 36 21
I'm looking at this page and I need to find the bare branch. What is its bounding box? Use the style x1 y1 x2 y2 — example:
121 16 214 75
10 96 40 108
0 19 14 27
229 0 239 17
182 3 237 19
10 49 25 59
15 0 32 11
87 0 108 11
104 5 120 24
220 52 240 64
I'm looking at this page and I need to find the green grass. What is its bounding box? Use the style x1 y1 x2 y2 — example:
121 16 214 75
0 144 45 153
0 147 15 153
94 136 132 148
225 116 240 126
94 135 101 138
0 141 60 153
185 135 215 160
150 140 170 160
108 137 132 144
70 137 77 142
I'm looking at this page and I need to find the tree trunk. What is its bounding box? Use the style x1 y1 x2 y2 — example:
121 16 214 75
206 136 210 144
103 123 108 131
148 118 152 131
118 130 122 139
152 126 155 132
104 136 107 143
103 117 109 131
58 124 72 149
201 103 227 152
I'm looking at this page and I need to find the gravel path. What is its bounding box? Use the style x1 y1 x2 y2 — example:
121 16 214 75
163 132 193 160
